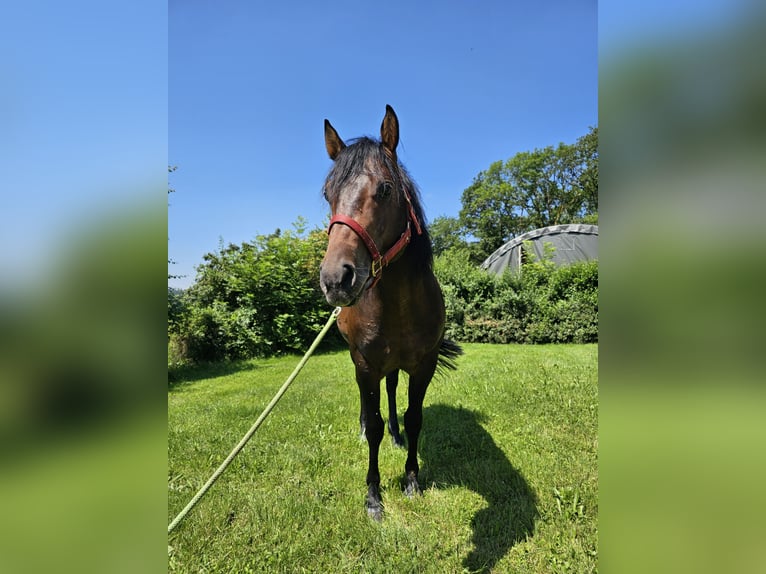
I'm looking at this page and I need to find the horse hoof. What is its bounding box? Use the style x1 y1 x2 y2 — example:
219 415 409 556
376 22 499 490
366 502 383 521
391 435 405 449
404 475 422 498
404 484 422 498
366 484 383 520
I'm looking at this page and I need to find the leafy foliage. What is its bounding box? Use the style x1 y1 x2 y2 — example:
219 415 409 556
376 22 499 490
457 126 598 261
167 287 186 334
170 219 341 363
429 215 464 257
169 218 597 363
434 247 598 344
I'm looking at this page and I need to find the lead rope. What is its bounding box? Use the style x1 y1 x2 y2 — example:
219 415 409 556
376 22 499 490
168 306 342 534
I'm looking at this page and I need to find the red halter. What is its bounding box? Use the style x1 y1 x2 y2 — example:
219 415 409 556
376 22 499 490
327 186 423 290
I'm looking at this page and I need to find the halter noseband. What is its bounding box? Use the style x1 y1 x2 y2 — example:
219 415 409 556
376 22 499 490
327 186 423 290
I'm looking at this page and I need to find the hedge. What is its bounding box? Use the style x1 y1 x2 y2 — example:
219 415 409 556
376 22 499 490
169 231 598 365
434 248 598 345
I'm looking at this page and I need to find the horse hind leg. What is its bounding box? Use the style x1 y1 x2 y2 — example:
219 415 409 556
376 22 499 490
385 370 405 448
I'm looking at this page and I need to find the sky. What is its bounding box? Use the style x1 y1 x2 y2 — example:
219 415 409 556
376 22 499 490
0 1 749 292
0 1 167 290
168 1 598 288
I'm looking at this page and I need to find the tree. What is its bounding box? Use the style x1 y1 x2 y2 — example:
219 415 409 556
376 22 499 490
173 218 338 361
168 165 184 280
459 160 521 260
574 126 598 215
429 215 466 256
459 127 598 261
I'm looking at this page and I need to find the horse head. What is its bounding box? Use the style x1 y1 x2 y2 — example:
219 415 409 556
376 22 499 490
320 105 418 306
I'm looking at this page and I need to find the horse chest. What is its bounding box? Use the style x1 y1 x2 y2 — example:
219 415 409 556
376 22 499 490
337 276 443 375
343 319 437 375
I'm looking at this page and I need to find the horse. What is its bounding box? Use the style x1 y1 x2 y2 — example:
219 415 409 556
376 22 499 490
319 105 462 520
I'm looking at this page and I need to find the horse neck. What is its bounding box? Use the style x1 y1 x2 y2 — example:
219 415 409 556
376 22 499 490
375 242 431 297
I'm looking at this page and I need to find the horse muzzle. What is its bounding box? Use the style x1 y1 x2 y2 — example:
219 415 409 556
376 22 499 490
319 260 366 307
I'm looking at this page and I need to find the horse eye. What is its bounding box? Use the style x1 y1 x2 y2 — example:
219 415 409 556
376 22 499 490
376 181 393 199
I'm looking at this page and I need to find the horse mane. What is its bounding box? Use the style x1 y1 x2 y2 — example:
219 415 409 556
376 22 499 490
323 137 433 268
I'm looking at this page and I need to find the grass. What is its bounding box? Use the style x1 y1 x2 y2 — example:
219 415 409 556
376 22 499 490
168 343 597 573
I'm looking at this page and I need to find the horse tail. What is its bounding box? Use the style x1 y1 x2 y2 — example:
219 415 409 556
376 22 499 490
437 338 463 373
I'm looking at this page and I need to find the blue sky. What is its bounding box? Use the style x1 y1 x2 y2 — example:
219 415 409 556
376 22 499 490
0 1 748 291
168 1 598 288
1 1 166 289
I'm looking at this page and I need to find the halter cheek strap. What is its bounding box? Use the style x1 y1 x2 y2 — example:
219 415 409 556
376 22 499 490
327 186 422 290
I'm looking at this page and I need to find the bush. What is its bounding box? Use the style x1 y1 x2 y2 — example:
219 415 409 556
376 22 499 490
169 224 598 365
434 248 598 344
171 219 342 363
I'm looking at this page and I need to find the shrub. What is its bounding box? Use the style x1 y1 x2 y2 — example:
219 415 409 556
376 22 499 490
172 219 342 363
434 249 598 344
169 225 598 364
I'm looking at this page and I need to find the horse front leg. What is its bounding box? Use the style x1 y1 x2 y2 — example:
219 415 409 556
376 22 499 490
403 360 437 498
357 371 385 520
358 389 367 441
385 370 405 447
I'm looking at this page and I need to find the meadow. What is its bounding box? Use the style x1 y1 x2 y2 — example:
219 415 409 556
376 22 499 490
168 343 597 573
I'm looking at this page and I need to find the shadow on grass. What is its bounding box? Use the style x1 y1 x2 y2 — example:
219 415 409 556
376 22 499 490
167 336 347 391
420 404 538 573
168 360 261 389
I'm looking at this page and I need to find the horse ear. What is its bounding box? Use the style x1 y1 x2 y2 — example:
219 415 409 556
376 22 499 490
380 104 399 156
324 119 345 160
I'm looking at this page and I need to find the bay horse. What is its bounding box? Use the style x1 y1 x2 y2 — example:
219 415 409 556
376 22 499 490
319 105 462 520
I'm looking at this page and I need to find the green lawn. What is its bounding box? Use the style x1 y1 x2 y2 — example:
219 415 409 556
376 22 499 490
168 343 597 573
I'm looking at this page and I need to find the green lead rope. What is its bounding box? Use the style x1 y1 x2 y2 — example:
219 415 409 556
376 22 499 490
168 306 342 534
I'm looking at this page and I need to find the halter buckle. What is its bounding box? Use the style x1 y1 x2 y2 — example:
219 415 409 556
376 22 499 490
371 256 383 278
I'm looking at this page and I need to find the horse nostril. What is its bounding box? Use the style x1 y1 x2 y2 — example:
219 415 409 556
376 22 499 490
340 264 355 291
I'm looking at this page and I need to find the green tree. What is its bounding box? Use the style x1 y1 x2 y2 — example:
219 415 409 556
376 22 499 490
459 160 521 260
429 215 467 256
459 127 598 261
574 126 598 215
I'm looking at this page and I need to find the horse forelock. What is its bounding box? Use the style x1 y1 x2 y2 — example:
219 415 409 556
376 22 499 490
323 140 426 223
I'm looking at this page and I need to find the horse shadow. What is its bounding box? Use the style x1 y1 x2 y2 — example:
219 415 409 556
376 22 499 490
419 403 538 572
